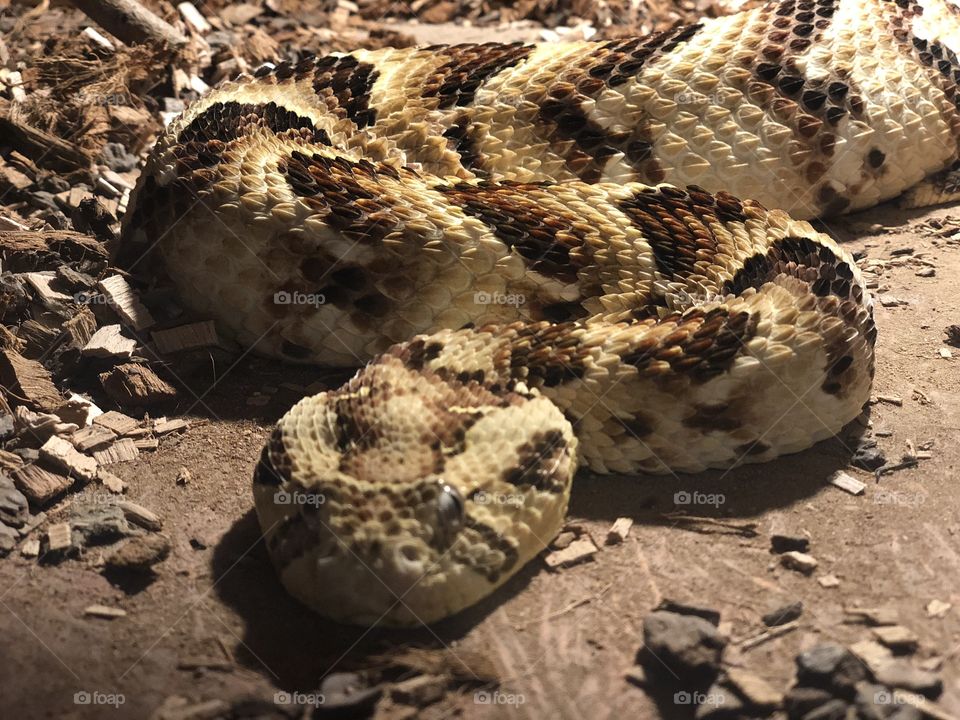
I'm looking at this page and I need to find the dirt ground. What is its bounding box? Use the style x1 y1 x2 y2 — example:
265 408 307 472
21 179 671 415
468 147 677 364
0 200 957 718
2 1 960 718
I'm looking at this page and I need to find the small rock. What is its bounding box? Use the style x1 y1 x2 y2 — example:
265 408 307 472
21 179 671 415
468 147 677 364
771 534 809 553
818 574 841 588
176 467 191 485
872 625 919 653
763 601 804 626
0 522 17 555
915 267 935 278
639 611 727 681
925 599 951 618
852 439 887 471
938 347 953 359
780 551 818 575
105 534 171 572
69 504 133 545
0 473 29 528
796 642 867 698
551 531 576 549
318 671 383 715
99 143 138 173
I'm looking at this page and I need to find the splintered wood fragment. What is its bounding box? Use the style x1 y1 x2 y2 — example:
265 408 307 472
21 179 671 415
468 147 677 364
93 410 139 436
738 620 800 650
876 395 904 406
92 438 139 464
98 469 127 494
151 321 219 354
177 1 211 32
116 500 161 530
68 0 188 46
46 522 72 552
829 471 866 495
100 364 177 406
662 512 759 537
12 464 72 505
134 438 158 452
153 417 189 435
64 307 97 350
0 349 63 412
0 163 33 191
84 604 126 619
544 537 598 568
0 113 90 173
98 275 154 330
72 425 116 453
82 324 137 359
82 26 115 50
40 436 98 483
605 517 634 545
844 607 899 626
23 271 71 303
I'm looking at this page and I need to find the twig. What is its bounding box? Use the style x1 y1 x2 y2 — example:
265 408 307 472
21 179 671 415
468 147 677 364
514 582 613 629
738 620 800 650
661 513 759 537
68 0 188 47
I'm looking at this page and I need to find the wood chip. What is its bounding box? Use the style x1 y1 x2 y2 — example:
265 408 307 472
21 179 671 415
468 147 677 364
844 607 899 626
71 425 117 453
877 395 904 406
873 625 920 652
151 321 219 354
46 522 72 551
40 436 98 483
98 470 127 494
605 517 634 545
0 349 63 412
544 537 598 568
939 347 953 359
92 438 139 465
926 600 951 619
779 551 818 575
116 500 162 531
153 418 189 435
177 1 212 32
818 574 840 588
829 471 866 495
97 275 155 331
12 464 72 505
93 411 139 436
20 538 40 557
133 438 158 452
99 363 178 406
23 271 71 303
82 324 137 359
84 604 126 619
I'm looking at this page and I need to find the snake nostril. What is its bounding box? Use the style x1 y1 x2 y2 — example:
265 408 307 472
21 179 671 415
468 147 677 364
400 545 420 562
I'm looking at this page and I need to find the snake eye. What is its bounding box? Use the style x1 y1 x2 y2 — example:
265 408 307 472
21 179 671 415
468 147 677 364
437 482 465 534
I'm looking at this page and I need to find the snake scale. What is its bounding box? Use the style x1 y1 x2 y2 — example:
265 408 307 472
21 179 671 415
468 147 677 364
120 0 960 624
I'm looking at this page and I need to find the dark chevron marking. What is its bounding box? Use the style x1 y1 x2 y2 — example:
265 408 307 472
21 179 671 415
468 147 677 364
423 43 535 109
310 55 380 129
618 185 748 279
502 430 570 493
177 101 330 147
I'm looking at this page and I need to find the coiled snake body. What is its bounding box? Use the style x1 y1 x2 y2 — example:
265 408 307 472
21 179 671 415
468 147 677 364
122 0 960 624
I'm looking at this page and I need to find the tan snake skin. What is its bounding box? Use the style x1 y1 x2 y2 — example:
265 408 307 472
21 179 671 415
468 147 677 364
120 0 960 624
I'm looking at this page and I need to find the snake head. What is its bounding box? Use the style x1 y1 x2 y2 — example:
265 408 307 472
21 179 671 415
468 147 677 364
252 353 577 626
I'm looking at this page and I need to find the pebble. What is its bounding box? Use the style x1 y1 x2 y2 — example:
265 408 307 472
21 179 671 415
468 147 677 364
763 601 804 626
105 534 171 572
0 522 17 555
0 473 29 528
780 551 818 575
640 611 727 680
818 574 840 588
318 671 383 715
98 143 138 173
69 504 134 545
795 643 867 698
925 599 951 618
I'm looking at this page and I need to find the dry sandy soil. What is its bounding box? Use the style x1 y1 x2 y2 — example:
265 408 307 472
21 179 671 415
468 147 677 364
1 201 959 719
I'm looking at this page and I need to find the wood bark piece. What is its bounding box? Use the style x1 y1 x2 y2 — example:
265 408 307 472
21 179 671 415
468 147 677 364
151 321 218 354
68 0 188 47
40 436 98 483
12 464 72 505
72 425 117 452
92 438 139 464
98 275 155 331
0 231 108 273
0 111 90 173
99 363 177 406
0 349 63 412
93 410 139 436
82 324 137 359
